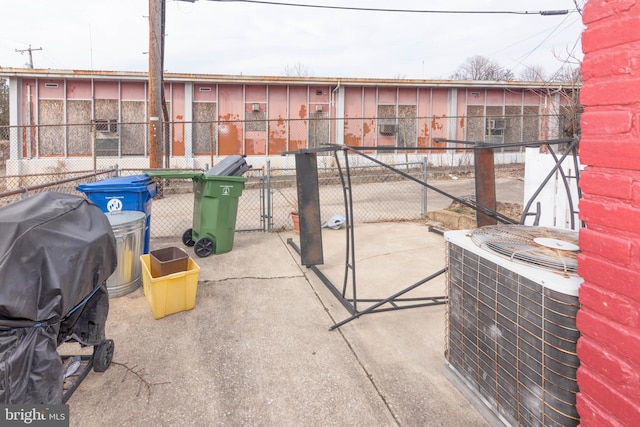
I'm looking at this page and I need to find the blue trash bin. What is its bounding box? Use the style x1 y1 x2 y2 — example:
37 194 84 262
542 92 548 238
77 175 157 253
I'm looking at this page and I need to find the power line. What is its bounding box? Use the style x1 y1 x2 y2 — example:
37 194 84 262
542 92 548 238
207 0 572 16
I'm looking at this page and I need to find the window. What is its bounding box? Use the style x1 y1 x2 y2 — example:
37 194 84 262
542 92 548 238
485 117 508 144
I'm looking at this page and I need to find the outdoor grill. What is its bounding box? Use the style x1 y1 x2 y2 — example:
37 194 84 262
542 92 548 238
0 192 118 404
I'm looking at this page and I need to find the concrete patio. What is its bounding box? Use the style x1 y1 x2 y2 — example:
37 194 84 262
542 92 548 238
64 221 489 426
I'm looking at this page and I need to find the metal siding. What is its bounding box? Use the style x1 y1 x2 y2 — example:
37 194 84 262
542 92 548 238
120 81 146 101
267 85 287 155
486 89 504 105
66 80 92 100
363 87 377 148
431 88 448 147
38 79 64 99
377 87 396 104
288 86 307 151
193 84 216 101
344 86 363 146
172 83 186 156
218 84 243 155
398 87 416 104
245 85 266 101
94 81 119 100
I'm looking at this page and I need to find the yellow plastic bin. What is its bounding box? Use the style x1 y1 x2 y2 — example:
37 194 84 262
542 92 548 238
140 254 200 319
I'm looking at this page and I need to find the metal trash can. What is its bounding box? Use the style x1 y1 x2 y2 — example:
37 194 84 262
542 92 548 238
145 166 247 258
105 210 146 297
77 175 157 253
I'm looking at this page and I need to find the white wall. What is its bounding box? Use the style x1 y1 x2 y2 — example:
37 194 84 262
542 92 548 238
523 147 582 230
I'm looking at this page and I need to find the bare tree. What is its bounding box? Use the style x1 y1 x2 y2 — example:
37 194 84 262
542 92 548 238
282 62 314 77
550 65 581 83
450 55 515 81
518 65 547 82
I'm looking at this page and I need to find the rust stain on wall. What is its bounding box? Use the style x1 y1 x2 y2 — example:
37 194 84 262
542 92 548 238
269 138 287 154
290 139 305 150
431 115 445 131
459 116 465 128
420 122 430 138
299 105 307 119
219 123 242 155
344 133 361 146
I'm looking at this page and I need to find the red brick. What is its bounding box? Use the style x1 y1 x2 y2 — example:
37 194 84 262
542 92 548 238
579 168 634 200
580 198 640 234
577 365 640 426
580 139 640 172
579 282 638 327
578 336 639 389
582 14 640 53
581 46 640 79
583 0 638 25
578 256 640 302
579 228 632 264
581 77 640 106
577 392 627 427
581 109 634 135
576 309 640 362
632 182 640 207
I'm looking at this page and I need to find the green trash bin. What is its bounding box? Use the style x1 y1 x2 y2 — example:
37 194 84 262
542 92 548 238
145 170 247 257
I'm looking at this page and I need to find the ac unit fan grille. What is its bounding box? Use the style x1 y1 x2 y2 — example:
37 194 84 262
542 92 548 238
470 225 579 274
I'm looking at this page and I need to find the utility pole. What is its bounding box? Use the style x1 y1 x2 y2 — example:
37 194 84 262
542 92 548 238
148 0 164 168
15 45 42 69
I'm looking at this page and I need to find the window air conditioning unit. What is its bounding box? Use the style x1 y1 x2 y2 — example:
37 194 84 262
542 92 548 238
378 124 396 136
489 119 506 130
252 103 260 112
444 225 583 427
94 119 118 134
315 104 323 112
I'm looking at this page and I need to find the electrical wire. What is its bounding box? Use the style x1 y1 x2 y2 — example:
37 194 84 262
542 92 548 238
208 0 573 15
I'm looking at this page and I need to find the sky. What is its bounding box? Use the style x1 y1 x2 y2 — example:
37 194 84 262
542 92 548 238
0 0 584 80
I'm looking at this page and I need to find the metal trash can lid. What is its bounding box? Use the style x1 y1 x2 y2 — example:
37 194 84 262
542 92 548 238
105 210 146 227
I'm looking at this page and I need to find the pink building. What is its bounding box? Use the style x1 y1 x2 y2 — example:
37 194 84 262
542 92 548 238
0 68 575 173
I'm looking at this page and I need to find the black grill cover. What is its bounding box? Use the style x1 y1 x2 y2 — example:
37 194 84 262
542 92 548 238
0 192 117 403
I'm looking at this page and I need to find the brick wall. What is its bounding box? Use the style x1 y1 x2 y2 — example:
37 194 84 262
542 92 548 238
577 1 640 426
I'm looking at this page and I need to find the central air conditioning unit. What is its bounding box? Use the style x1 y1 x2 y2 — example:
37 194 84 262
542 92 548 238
444 225 583 427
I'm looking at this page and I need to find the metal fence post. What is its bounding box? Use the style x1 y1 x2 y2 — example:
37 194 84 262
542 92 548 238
421 157 428 219
266 160 272 232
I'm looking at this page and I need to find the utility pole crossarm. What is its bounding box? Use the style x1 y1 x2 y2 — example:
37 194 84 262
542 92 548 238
14 45 43 69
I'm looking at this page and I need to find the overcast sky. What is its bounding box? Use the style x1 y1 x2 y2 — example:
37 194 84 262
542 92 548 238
1 0 584 80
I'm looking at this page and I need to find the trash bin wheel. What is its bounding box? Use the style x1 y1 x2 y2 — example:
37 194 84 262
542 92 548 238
182 229 195 247
194 237 214 258
93 339 115 373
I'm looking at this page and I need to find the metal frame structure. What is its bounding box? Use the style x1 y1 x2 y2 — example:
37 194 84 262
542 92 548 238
285 137 579 330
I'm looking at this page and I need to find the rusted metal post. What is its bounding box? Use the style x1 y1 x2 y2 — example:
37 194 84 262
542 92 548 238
475 142 497 227
295 152 324 266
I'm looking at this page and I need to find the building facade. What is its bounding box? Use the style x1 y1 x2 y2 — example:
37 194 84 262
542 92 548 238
0 68 576 174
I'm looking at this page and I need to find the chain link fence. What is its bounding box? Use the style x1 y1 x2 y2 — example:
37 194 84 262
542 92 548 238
0 116 532 238
0 158 450 238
